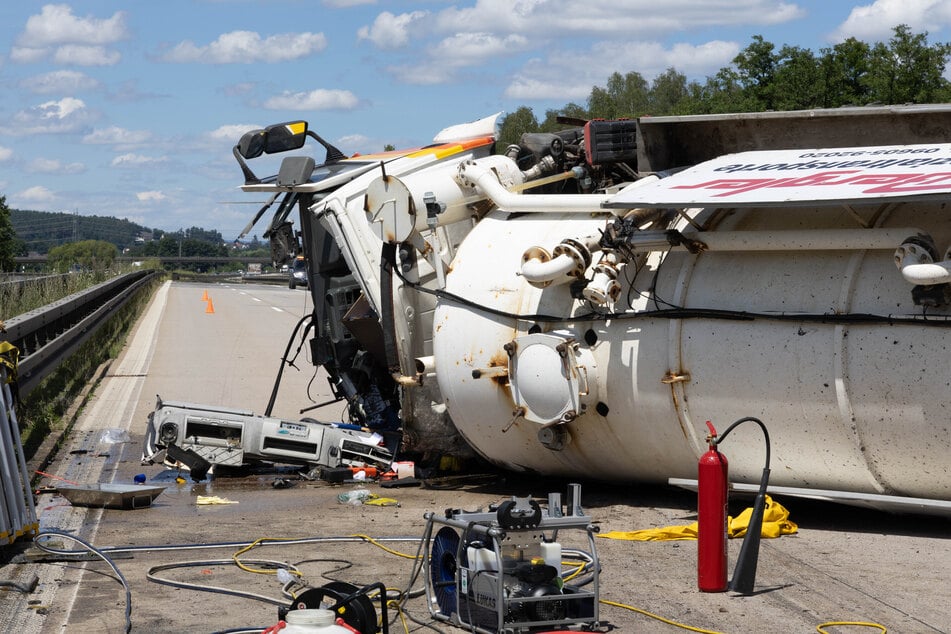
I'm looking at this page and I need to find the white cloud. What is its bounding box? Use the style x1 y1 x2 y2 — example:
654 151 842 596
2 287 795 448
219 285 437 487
0 147 12 161
12 4 127 66
831 0 951 42
431 32 530 65
111 154 168 167
20 70 100 94
334 133 373 155
17 186 56 203
358 11 428 49
208 124 263 142
0 97 93 135
82 126 152 145
136 191 167 202
27 158 85 174
39 96 86 119
433 0 803 36
263 89 360 110
389 32 532 85
18 4 128 46
53 44 121 66
161 31 327 63
505 75 580 101
504 39 740 101
9 47 47 63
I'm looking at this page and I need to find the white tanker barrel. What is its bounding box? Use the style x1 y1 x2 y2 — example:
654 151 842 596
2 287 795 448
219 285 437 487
431 199 951 500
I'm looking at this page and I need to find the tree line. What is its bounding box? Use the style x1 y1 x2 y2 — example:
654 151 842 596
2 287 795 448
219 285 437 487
498 25 951 145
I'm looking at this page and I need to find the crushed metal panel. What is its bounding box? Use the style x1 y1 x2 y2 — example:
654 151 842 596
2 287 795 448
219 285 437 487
635 104 951 172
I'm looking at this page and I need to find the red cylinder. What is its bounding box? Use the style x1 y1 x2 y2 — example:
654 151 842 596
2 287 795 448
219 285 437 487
697 421 729 592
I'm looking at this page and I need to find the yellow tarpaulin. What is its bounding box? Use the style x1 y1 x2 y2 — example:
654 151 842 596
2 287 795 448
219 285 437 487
598 495 797 541
197 495 239 505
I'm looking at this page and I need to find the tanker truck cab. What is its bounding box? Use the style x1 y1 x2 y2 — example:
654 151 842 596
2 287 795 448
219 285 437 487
229 115 501 448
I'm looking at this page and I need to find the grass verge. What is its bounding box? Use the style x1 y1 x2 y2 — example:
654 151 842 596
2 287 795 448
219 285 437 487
16 274 163 462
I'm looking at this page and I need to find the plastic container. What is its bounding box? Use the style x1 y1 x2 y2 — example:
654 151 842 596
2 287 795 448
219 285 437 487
467 542 497 572
271 609 352 633
540 540 562 571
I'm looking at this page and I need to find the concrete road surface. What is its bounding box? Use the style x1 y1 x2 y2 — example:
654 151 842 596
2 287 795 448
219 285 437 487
1 280 949 634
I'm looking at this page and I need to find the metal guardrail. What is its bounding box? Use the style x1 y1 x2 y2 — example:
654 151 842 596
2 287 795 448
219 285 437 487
0 365 38 546
0 270 160 397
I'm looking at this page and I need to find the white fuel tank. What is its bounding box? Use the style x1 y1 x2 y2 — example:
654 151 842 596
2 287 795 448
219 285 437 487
432 203 951 498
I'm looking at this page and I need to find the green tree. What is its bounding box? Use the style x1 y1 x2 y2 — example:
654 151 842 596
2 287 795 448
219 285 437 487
771 45 822 110
47 239 118 273
696 67 750 113
818 37 872 106
588 71 649 119
0 195 21 271
539 103 589 131
648 68 690 114
498 106 540 148
866 25 951 104
733 34 779 109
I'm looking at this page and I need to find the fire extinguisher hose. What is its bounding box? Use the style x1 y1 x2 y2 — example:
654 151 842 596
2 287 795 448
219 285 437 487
713 416 771 594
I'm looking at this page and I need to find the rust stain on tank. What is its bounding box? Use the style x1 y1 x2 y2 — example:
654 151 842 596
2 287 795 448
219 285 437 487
664 369 692 441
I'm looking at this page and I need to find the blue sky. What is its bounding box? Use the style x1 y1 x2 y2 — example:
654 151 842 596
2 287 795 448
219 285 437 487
1 1 950 241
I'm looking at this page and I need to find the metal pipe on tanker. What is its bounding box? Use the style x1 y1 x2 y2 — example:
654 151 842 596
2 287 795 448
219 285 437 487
521 253 577 286
457 158 659 213
414 356 436 374
680 227 927 252
894 247 951 285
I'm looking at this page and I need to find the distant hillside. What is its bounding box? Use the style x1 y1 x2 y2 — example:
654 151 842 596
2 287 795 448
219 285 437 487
11 209 155 254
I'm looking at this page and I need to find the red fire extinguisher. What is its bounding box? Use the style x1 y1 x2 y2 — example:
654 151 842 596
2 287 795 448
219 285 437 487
697 420 728 592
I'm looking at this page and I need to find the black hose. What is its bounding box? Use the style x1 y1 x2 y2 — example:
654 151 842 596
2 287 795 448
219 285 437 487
34 530 133 633
265 313 313 416
392 262 951 328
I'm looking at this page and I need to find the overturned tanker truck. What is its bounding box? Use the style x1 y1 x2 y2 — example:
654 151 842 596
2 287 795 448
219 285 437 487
160 105 951 513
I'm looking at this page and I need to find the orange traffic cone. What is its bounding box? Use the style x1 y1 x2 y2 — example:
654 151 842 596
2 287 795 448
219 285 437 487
205 298 215 314
201 290 209 301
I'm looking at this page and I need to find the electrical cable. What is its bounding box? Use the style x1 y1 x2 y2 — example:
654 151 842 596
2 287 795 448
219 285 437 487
33 529 133 634
233 537 308 576
392 263 951 328
600 598 725 634
292 557 354 584
146 558 300 606
817 622 887 633
350 533 421 560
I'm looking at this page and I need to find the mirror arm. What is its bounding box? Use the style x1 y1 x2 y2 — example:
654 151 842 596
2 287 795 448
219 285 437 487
306 131 347 163
233 145 260 184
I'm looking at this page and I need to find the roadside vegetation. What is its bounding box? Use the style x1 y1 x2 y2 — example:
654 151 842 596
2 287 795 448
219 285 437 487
17 273 161 462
